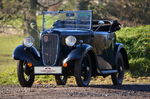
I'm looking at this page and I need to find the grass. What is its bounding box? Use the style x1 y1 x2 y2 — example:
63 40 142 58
0 25 150 85
0 34 24 85
116 25 150 76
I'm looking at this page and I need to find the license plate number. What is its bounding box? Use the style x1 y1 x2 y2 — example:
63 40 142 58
34 66 62 74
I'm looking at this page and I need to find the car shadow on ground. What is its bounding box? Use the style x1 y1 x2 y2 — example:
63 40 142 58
89 84 150 92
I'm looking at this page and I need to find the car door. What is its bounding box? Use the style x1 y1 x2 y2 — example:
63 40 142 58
104 32 115 66
93 31 114 70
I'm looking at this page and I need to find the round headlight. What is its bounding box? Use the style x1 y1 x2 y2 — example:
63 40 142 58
23 36 34 47
65 36 77 47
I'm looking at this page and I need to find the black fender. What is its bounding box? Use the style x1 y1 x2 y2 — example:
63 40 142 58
114 43 129 70
63 44 94 64
63 44 98 76
12 45 40 63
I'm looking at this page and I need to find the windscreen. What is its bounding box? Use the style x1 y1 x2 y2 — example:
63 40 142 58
42 10 92 30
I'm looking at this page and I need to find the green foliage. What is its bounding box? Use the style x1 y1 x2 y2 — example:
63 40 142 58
60 0 91 11
60 0 77 10
0 0 22 22
36 15 43 31
103 0 150 25
61 0 150 25
117 25 150 76
4 18 23 29
77 0 91 10
88 3 108 19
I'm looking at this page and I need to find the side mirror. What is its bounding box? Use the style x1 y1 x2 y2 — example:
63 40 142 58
98 20 104 25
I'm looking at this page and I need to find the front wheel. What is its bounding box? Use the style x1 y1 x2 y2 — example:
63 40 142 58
74 53 92 87
111 52 124 85
17 60 34 87
55 75 67 85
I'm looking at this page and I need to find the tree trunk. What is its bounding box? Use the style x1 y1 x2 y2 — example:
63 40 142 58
23 0 40 49
77 0 91 10
0 0 3 9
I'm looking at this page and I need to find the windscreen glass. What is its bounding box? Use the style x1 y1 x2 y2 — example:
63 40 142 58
43 11 92 30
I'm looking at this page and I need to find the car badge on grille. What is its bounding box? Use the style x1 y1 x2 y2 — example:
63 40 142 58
43 36 48 42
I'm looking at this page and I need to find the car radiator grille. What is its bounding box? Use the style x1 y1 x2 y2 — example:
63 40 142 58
42 34 59 66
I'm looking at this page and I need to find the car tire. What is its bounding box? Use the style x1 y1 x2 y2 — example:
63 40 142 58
111 52 124 85
74 53 92 87
17 60 34 87
55 75 67 85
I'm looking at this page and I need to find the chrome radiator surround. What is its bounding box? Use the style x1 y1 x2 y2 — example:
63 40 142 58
42 34 59 66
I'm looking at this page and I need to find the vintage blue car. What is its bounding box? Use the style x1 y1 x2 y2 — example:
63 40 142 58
13 10 129 87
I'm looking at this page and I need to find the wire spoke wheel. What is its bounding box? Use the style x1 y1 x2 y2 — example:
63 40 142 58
81 56 91 85
17 60 34 87
75 53 92 87
55 75 67 85
111 52 124 85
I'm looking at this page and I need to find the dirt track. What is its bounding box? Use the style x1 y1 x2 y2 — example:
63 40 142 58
0 84 150 99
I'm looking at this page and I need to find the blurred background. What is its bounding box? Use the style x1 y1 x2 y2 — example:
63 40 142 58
0 0 149 85
0 0 150 31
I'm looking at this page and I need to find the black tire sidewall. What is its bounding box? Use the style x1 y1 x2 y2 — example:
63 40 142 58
17 60 34 87
74 53 92 87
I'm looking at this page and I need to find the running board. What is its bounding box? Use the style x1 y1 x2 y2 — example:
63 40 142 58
101 70 118 74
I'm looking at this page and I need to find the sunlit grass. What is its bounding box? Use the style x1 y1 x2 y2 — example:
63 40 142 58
0 34 24 55
0 34 24 85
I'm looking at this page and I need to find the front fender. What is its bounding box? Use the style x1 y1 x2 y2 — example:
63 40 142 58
114 43 129 70
12 45 40 63
63 44 93 64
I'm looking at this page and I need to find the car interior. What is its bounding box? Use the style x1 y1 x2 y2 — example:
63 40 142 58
92 20 121 32
53 19 121 32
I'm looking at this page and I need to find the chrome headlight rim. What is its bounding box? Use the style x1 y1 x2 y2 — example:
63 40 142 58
65 35 77 47
23 36 34 47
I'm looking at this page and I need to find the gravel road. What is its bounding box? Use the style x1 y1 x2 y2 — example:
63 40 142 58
0 84 150 99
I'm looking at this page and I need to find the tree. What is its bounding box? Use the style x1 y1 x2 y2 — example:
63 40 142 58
0 0 21 22
23 0 39 48
0 0 3 9
59 0 77 10
0 0 62 48
77 0 91 10
22 0 62 48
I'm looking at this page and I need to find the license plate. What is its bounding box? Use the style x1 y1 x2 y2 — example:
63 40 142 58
34 66 62 74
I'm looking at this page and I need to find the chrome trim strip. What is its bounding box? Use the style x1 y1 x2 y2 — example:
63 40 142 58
32 46 40 57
